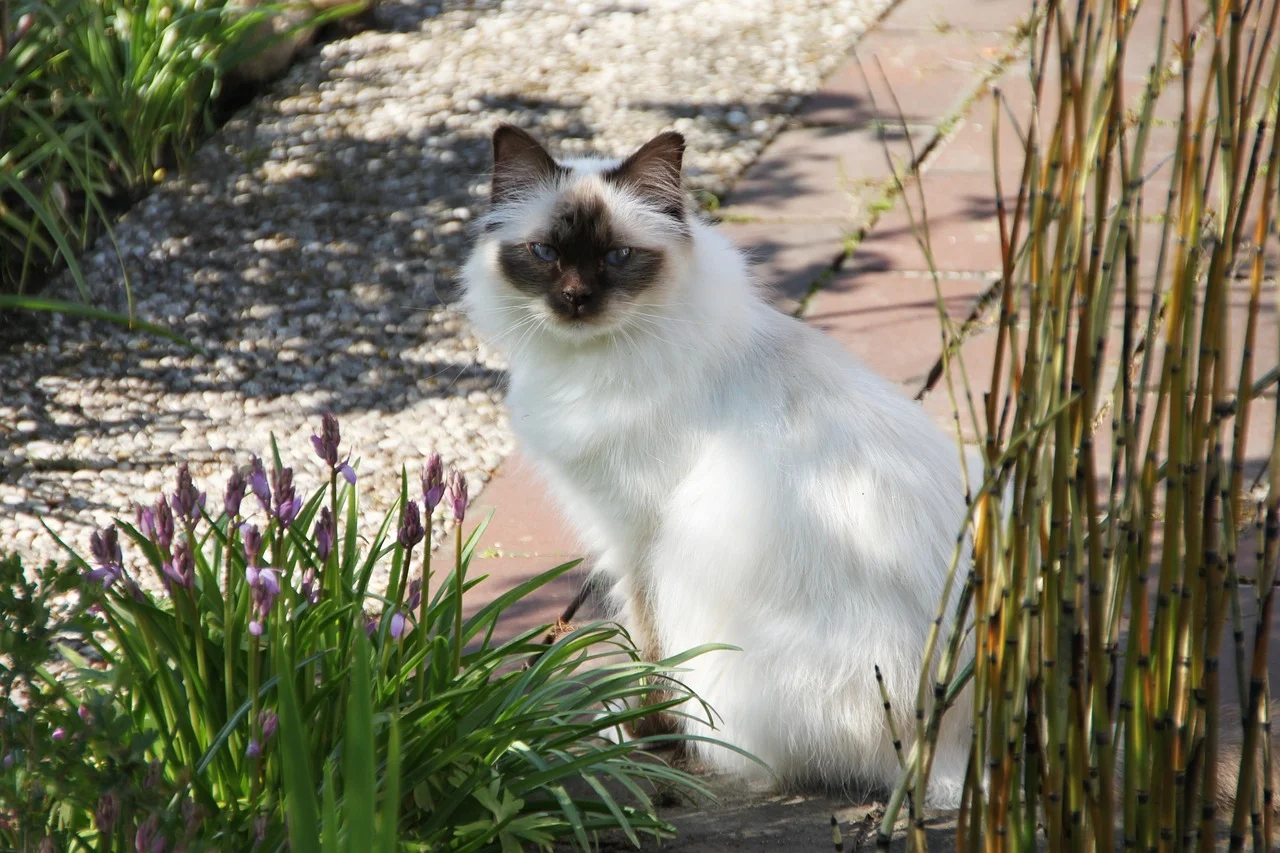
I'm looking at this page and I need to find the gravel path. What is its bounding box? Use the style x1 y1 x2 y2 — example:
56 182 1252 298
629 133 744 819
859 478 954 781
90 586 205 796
0 0 889 584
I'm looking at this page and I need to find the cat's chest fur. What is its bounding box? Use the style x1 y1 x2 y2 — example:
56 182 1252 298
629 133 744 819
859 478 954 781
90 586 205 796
505 350 707 533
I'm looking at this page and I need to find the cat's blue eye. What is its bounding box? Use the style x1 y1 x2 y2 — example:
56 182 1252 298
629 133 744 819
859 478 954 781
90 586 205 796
604 247 632 267
529 242 559 262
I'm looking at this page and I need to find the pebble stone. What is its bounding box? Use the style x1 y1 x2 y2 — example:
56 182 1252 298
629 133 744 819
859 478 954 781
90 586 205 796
0 0 888 593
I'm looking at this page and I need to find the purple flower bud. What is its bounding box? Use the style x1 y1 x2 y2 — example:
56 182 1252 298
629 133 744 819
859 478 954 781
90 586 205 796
398 500 424 550
170 464 206 526
249 620 264 637
153 499 175 553
240 523 263 567
422 453 445 513
270 466 302 528
2 753 14 770
245 739 261 759
300 567 319 604
96 793 118 833
364 614 377 638
162 541 195 591
135 505 157 540
257 567 281 598
78 705 91 723
407 578 422 611
339 462 357 485
448 469 468 522
249 456 271 511
135 814 161 853
86 526 125 588
260 711 278 743
89 525 122 570
51 727 66 741
224 468 247 519
312 413 341 467
387 610 407 639
314 507 334 562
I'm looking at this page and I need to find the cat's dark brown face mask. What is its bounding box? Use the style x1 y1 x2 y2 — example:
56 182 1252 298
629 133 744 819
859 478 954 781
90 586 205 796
486 125 688 326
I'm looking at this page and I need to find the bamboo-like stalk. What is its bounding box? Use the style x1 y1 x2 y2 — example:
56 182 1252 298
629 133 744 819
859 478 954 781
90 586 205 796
876 0 1280 847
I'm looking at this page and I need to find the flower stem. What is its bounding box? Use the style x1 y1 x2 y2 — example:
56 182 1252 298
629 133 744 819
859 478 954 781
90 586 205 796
454 522 463 674
417 540 432 701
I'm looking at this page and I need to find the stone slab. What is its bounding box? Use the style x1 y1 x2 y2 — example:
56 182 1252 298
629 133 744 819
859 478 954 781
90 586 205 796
799 29 1009 128
717 219 851 309
808 270 996 387
719 124 928 221
848 172 1006 274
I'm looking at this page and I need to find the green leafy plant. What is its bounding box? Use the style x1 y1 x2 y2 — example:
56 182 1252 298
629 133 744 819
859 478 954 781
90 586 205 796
0 0 349 315
876 0 1280 847
16 415 722 850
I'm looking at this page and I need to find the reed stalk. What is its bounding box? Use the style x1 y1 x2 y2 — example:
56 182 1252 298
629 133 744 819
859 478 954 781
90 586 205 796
879 0 1280 847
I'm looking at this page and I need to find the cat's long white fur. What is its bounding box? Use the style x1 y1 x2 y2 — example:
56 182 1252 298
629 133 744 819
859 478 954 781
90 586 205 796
461 153 973 807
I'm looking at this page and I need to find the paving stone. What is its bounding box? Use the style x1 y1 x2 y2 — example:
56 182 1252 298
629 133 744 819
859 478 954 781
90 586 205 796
469 452 580 559
718 219 852 310
807 269 996 386
881 0 1035 35
799 29 1009 128
849 172 1006 274
720 124 928 221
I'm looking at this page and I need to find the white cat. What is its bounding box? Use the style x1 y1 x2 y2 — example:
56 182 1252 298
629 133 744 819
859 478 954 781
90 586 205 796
460 125 973 807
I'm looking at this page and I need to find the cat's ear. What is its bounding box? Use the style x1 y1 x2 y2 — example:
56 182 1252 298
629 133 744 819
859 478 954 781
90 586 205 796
491 124 562 206
605 131 686 220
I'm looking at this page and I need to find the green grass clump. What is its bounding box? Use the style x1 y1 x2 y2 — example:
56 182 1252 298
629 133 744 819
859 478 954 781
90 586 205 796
2 415 723 850
0 0 341 314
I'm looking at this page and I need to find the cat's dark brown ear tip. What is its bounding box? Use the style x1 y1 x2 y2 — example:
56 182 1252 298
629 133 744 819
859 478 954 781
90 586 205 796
491 124 543 161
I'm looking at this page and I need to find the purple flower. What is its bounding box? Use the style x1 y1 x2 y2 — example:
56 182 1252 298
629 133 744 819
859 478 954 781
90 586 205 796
240 523 263 567
78 705 91 723
135 814 163 853
162 541 195 591
270 465 303 528
224 468 247 519
2 753 13 770
422 453 445 513
95 792 118 833
312 413 358 484
407 578 422 611
85 526 125 588
300 567 319 604
246 565 281 637
314 507 334 562
398 500 424 550
260 710 278 743
387 610 407 639
153 499 175 553
51 728 66 741
311 413 341 467
249 456 271 510
365 614 377 638
170 463 206 526
448 469 468 522
245 739 261 759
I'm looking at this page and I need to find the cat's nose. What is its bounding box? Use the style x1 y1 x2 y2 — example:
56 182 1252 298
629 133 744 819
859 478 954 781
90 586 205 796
561 284 592 309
